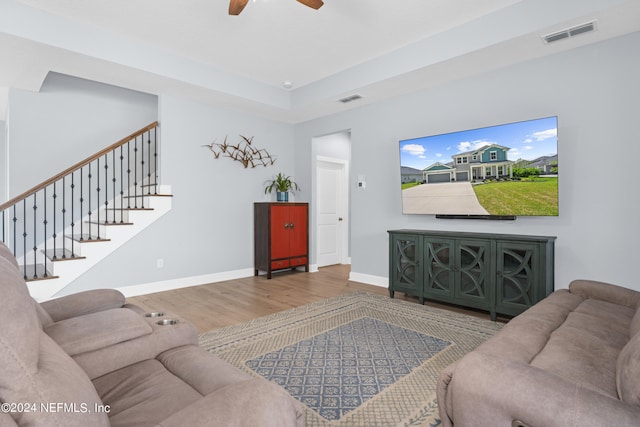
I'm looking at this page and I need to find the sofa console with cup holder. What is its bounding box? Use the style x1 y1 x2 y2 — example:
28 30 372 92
0 242 303 427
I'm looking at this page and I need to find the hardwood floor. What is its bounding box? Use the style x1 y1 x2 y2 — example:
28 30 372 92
126 265 501 333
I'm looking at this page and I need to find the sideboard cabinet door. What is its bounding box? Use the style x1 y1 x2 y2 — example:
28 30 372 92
455 239 493 311
495 241 548 317
389 233 423 302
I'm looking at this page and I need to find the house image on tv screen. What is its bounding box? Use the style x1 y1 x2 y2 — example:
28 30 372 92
423 144 513 183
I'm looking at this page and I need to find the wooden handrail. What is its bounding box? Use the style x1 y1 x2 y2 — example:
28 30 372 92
0 121 158 211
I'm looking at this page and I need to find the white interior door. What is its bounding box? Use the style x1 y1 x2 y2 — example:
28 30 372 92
316 158 348 267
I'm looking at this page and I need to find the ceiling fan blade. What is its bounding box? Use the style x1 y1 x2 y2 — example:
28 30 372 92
229 0 249 15
296 0 324 10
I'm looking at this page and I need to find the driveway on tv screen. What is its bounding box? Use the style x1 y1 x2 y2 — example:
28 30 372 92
402 182 489 215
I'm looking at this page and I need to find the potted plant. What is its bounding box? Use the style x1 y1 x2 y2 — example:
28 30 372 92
264 173 300 202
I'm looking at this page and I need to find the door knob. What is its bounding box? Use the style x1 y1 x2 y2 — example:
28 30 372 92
338 217 343 221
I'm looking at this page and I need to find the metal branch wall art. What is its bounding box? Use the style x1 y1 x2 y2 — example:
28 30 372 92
202 135 276 168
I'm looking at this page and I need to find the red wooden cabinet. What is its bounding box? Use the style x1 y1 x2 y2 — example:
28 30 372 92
254 202 309 279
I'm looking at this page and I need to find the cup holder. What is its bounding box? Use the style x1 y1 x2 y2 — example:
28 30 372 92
156 319 179 326
144 312 165 318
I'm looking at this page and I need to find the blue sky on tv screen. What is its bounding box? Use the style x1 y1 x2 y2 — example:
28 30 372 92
400 116 557 170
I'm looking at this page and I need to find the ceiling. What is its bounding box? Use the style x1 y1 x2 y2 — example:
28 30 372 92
1 0 639 123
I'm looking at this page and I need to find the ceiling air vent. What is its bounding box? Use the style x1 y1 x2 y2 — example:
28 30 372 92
338 94 363 104
542 21 597 44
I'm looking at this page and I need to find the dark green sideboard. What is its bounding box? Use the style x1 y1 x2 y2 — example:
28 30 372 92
388 229 556 320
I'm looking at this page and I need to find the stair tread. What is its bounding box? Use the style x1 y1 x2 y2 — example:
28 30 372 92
67 234 111 243
123 193 173 198
20 264 59 282
43 249 86 262
104 207 154 211
85 221 134 226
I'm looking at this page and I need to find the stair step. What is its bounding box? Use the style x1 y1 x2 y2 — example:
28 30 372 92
43 249 86 262
123 193 173 199
66 234 111 243
85 221 134 226
20 264 59 282
104 207 154 211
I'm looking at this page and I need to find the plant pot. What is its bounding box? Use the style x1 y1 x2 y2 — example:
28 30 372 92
276 191 289 202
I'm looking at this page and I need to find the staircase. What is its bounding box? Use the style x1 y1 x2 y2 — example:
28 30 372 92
0 122 171 301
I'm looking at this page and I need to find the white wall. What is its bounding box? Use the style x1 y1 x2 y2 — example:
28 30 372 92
60 95 297 294
295 32 640 291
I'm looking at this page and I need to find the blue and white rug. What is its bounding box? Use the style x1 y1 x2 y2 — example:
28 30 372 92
200 292 502 427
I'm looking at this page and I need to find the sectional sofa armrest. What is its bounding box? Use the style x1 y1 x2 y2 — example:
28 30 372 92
40 289 126 322
442 351 640 427
569 279 640 309
155 378 304 427
77 313 199 379
44 308 152 356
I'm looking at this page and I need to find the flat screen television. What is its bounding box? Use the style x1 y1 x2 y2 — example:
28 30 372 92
399 116 558 218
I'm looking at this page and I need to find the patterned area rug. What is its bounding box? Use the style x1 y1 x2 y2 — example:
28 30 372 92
199 292 502 427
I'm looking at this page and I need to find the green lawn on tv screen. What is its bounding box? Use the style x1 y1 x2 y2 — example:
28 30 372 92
473 177 558 216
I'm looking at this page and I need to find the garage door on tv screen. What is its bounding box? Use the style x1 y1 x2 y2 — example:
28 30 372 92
399 116 558 218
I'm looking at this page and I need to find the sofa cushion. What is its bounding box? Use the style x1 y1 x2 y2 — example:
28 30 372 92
530 299 633 398
617 331 640 405
93 358 203 427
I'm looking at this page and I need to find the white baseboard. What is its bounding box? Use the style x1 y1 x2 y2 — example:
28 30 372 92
348 271 388 288
118 266 388 298
117 268 255 297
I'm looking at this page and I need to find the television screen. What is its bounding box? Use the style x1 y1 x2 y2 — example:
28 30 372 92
399 116 558 217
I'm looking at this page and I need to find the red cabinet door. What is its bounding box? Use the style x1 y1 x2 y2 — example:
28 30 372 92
270 205 290 259
288 205 308 256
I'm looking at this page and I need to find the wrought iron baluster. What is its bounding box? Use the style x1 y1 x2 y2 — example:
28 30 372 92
62 177 66 257
52 182 57 258
104 154 109 224
80 166 84 241
147 130 151 195
22 200 26 279
43 187 48 276
127 141 131 208
32 193 37 278
96 157 101 238
88 163 92 240
12 205 17 259
112 149 117 223
70 172 75 257
153 126 158 194
134 136 139 208
119 146 124 223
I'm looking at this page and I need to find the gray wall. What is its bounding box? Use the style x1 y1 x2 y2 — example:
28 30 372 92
295 31 640 291
60 95 296 294
0 120 6 203
7 72 158 197
6 32 640 295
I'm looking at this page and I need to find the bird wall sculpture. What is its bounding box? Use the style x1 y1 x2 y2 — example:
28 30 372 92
202 135 276 168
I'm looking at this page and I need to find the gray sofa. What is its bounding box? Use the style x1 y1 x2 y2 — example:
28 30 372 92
0 242 303 427
437 279 640 427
